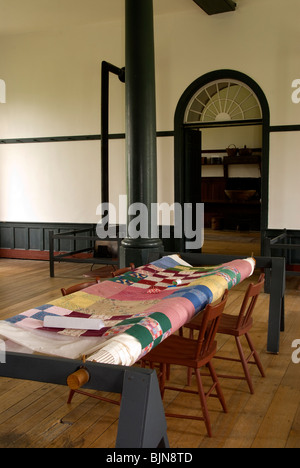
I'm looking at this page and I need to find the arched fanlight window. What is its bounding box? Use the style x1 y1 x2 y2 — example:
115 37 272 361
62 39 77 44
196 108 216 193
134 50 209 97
184 79 262 124
0 79 6 103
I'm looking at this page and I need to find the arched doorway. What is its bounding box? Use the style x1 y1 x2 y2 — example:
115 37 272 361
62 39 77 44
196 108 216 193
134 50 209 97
174 70 270 255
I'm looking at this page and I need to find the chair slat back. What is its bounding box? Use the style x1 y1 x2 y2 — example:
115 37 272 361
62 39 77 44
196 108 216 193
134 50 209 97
61 279 100 296
112 263 135 277
195 290 228 360
236 274 265 329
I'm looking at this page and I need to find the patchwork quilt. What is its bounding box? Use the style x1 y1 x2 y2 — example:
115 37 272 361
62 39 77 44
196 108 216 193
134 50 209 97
0 255 255 366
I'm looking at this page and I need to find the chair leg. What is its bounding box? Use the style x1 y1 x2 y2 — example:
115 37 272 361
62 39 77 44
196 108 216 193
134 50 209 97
166 364 171 381
187 367 193 386
159 363 167 399
195 368 212 438
186 330 195 386
207 361 228 414
245 333 266 378
67 389 75 404
235 336 255 394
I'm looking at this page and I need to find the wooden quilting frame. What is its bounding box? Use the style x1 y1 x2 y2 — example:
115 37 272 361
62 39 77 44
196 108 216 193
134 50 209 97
0 352 169 448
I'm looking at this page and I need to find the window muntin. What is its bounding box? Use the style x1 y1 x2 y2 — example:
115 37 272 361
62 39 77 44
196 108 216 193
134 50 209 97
184 79 262 124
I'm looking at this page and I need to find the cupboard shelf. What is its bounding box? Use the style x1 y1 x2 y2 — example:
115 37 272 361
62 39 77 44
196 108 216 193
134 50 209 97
202 155 261 177
202 156 261 166
201 149 262 231
203 199 260 205
223 155 261 165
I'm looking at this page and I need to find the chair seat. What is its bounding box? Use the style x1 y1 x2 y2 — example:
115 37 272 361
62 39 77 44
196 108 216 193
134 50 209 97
142 334 217 369
218 314 253 337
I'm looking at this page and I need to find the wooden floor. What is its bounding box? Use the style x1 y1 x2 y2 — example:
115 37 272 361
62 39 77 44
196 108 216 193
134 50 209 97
202 229 262 256
0 245 300 448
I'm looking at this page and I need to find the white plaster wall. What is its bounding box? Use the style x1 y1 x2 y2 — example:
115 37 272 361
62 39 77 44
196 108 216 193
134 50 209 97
269 131 300 229
0 141 101 223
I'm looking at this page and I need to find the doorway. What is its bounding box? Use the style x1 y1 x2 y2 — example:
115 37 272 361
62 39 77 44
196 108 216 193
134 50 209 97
174 70 270 256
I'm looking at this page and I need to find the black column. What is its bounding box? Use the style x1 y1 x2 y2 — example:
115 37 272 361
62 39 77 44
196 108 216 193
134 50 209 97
120 0 163 267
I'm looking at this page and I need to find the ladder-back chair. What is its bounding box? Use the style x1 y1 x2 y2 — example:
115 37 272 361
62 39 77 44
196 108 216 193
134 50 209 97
185 274 266 394
140 290 229 438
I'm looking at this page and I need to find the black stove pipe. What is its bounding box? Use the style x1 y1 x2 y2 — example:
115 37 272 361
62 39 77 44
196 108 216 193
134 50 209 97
101 61 125 205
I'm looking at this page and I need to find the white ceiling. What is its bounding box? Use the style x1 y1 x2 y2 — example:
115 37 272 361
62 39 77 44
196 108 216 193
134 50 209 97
0 0 200 36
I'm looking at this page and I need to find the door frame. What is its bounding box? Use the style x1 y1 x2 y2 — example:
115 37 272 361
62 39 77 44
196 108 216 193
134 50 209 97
174 69 270 253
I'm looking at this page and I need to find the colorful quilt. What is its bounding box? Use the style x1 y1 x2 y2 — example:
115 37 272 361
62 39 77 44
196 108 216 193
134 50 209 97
0 255 255 366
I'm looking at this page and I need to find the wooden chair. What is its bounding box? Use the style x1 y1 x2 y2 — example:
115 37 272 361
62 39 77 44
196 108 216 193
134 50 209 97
185 274 266 394
61 264 135 296
140 290 229 438
111 263 135 277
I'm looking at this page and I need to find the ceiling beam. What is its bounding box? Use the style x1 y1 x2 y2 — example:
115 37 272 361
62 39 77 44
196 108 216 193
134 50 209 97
193 0 236 15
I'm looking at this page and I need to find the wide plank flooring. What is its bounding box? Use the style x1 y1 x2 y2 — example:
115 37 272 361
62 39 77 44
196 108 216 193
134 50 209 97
0 256 300 448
